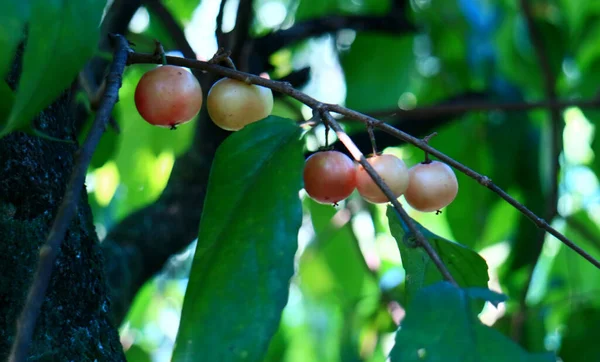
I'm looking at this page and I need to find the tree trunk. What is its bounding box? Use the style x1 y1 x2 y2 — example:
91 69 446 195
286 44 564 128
0 63 125 359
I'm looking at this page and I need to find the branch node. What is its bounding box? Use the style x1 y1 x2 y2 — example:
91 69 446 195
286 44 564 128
478 176 492 186
421 132 437 163
209 48 237 70
153 39 167 65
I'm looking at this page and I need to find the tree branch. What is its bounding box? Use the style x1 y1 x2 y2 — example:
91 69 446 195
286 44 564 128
9 34 131 362
253 14 415 69
368 96 600 119
127 50 600 270
321 111 458 285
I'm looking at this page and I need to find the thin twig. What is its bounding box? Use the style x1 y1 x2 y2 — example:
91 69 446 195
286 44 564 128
126 51 600 269
8 34 131 362
321 111 459 285
367 97 600 119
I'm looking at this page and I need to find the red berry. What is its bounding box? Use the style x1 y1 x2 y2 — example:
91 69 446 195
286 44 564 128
404 161 458 212
355 154 409 204
134 65 203 128
303 151 357 204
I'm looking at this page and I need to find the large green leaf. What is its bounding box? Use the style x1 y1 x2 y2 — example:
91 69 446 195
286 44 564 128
1 0 105 137
172 116 304 362
0 1 29 79
389 282 556 362
386 207 489 305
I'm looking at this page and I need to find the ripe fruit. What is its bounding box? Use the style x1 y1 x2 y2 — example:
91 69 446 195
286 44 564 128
134 65 203 128
404 161 458 212
303 151 356 204
355 154 410 204
207 78 273 131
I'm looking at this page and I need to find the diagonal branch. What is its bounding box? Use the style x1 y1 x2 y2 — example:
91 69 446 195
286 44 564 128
321 111 458 285
127 51 600 270
9 34 131 362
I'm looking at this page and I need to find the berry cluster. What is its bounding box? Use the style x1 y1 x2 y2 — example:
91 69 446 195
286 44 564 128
134 65 273 130
303 150 458 212
133 65 458 212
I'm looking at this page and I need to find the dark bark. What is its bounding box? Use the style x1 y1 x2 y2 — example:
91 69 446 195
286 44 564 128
1 50 125 361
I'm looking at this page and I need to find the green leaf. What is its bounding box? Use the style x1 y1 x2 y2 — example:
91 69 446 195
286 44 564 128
464 287 508 308
294 0 389 21
341 34 414 112
386 207 489 305
559 306 600 362
125 345 152 362
301 198 376 302
172 116 304 362
0 1 29 79
389 282 556 362
163 0 201 23
430 113 495 248
0 81 15 123
1 0 105 138
545 210 600 305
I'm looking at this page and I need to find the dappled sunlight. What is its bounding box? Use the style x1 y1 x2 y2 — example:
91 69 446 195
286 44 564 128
563 107 594 165
93 161 120 207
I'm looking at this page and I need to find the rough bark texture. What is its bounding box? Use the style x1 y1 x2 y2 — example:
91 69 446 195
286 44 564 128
0 55 125 360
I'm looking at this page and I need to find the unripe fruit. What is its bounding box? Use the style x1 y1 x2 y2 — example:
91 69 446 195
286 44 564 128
303 151 356 204
207 78 274 131
356 154 409 204
134 65 203 128
404 161 458 212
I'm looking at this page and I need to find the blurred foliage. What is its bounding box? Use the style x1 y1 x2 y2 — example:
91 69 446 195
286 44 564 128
389 282 555 362
4 0 600 361
0 0 106 138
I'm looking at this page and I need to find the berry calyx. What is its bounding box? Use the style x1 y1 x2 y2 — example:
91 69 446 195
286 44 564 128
207 78 274 131
134 65 203 128
404 161 458 212
303 151 357 204
355 154 409 204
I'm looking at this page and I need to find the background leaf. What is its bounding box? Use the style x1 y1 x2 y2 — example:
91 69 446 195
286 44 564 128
389 282 556 362
386 206 489 305
0 1 29 79
1 0 105 137
172 117 304 362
